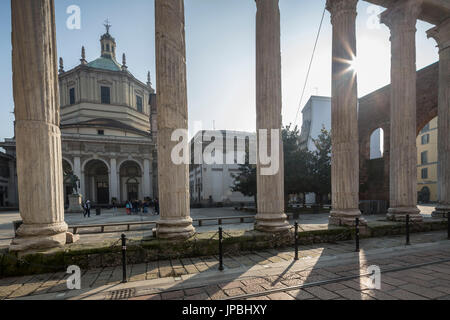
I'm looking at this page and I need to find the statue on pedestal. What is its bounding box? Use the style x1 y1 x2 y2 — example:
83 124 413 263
64 170 83 213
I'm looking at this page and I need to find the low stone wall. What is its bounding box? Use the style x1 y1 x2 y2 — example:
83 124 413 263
0 219 447 278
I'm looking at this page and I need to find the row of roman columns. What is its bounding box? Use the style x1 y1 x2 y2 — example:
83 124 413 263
154 0 290 239
9 0 450 251
326 0 450 225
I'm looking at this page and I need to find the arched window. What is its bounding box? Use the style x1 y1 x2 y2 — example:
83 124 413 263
370 128 384 160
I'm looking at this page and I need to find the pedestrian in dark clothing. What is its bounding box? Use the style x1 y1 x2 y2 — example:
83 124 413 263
84 200 91 218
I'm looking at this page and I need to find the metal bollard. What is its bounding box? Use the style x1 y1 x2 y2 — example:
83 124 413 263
294 221 299 261
406 214 410 246
121 234 128 283
218 227 224 271
355 218 360 252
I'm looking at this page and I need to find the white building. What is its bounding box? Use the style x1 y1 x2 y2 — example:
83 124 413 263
298 95 381 203
299 96 332 152
189 130 256 207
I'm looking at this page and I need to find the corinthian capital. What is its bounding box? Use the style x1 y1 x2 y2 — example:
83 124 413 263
427 18 450 51
326 0 358 25
380 0 422 32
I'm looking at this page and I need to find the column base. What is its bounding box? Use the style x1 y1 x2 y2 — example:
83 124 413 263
329 209 366 226
387 207 423 222
156 217 195 240
432 204 450 218
254 213 290 233
9 221 68 252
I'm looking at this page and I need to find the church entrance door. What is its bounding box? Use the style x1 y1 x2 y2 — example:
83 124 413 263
97 181 109 204
127 181 139 201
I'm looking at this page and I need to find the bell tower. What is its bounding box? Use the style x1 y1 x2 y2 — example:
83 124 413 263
100 19 116 60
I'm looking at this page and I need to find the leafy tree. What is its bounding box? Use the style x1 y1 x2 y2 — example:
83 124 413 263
231 145 257 205
310 126 332 204
282 124 314 205
232 125 317 207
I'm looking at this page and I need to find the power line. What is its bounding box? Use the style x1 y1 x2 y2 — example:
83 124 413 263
293 7 326 126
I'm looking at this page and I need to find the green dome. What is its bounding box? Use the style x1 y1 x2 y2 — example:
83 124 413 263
87 57 122 72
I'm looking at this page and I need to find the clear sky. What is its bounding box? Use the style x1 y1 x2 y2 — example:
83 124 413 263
0 0 439 140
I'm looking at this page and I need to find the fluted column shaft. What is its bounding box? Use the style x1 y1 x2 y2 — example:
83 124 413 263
428 19 450 218
10 0 68 251
326 0 364 226
155 0 194 239
254 0 289 232
381 0 422 221
109 158 118 200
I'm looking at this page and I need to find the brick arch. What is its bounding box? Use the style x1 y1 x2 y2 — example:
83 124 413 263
358 62 439 203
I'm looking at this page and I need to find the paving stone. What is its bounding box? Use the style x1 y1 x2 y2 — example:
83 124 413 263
184 265 199 274
286 289 315 300
129 294 162 300
320 282 348 292
335 288 367 300
209 290 228 300
161 290 185 300
281 279 305 287
185 287 206 296
267 292 295 300
184 293 209 300
247 296 270 300
399 284 447 299
219 281 244 290
241 277 270 286
304 286 339 300
432 286 450 295
224 287 245 297
363 290 399 300
380 275 408 286
388 289 428 300
260 282 287 290
241 284 266 295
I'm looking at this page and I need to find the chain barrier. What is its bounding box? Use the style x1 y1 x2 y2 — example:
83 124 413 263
2 212 377 279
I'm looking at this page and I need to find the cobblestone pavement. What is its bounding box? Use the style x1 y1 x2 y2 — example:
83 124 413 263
1 230 449 300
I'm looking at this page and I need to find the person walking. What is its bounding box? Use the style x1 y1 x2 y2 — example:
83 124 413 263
126 201 131 215
84 200 91 218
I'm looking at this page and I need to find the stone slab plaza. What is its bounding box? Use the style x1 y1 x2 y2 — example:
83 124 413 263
0 0 449 302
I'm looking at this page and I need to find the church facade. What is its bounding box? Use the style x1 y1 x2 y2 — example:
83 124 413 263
1 25 158 207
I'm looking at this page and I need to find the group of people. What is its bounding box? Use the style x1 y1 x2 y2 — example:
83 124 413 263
125 198 159 215
81 198 160 217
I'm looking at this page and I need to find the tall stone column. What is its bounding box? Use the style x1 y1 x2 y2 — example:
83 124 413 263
155 0 195 239
381 0 422 221
428 19 450 218
110 158 118 201
10 0 68 251
143 158 151 198
254 0 289 233
326 0 364 226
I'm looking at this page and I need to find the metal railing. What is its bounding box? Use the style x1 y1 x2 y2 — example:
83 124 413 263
68 215 256 235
